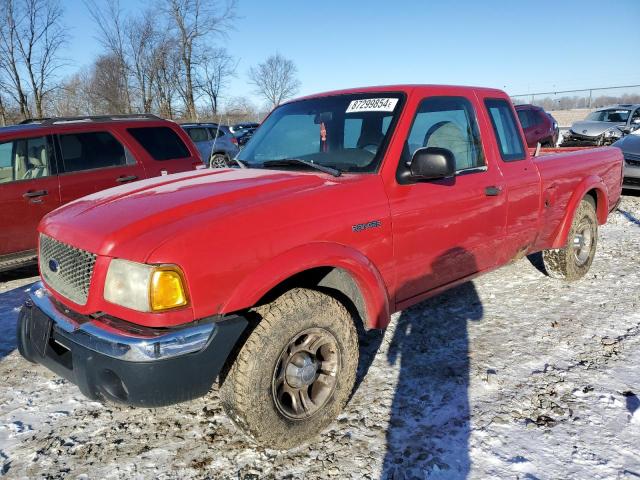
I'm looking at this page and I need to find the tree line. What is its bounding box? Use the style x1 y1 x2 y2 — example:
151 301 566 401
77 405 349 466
0 0 301 126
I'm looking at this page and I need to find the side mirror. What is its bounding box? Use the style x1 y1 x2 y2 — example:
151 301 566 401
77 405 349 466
620 126 632 134
409 147 456 180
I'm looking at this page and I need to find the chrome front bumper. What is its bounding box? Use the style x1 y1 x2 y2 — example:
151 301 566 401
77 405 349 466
27 282 216 362
17 283 248 407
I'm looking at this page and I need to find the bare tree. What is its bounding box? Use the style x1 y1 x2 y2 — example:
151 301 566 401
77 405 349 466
126 11 159 112
0 0 30 118
85 0 132 113
223 95 260 124
87 54 131 114
48 70 91 116
163 0 236 119
151 35 182 118
248 53 300 108
198 47 236 115
16 0 66 118
0 0 66 119
0 94 7 126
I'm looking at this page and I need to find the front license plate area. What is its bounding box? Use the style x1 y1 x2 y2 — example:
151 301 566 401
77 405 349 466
30 308 52 358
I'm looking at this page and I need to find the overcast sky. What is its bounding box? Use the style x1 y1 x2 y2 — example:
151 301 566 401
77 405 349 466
63 0 640 108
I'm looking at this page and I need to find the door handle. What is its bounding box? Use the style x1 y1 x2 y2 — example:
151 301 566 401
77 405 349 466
116 175 138 183
23 189 48 204
23 190 48 199
485 186 503 196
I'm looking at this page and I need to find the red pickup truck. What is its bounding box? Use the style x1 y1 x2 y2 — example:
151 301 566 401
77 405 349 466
18 85 623 449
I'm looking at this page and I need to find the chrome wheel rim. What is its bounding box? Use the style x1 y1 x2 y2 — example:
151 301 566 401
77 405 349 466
210 154 227 168
573 219 594 266
272 328 340 420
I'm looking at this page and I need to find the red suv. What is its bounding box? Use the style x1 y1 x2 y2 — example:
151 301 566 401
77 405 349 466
0 115 202 271
515 104 559 148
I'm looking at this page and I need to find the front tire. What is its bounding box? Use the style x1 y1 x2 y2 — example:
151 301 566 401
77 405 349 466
219 288 358 449
542 197 598 281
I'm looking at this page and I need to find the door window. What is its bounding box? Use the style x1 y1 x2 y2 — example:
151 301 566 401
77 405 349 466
0 136 54 183
186 127 209 142
58 131 131 173
406 96 484 170
128 127 191 161
485 99 526 162
517 110 532 129
208 127 225 139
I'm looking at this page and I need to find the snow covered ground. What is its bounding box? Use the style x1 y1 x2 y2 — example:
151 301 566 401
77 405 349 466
1 194 639 479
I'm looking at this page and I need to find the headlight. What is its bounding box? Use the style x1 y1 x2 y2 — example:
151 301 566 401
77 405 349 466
104 259 189 312
605 128 621 138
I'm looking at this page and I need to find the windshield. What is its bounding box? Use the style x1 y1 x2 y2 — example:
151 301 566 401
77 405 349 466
238 93 404 173
586 109 630 123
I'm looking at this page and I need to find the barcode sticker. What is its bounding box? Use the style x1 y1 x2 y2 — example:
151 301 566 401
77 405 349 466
346 98 398 113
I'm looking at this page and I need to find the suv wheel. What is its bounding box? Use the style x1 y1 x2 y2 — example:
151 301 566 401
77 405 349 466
542 197 598 281
210 153 229 168
219 288 358 449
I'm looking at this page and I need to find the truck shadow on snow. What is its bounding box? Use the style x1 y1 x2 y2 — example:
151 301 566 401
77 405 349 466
378 248 483 479
0 266 39 359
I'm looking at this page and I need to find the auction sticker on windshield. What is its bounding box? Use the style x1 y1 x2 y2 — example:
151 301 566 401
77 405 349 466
346 98 398 113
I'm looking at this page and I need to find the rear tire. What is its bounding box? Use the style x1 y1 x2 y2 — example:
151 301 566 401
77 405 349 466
209 153 229 168
542 197 598 281
219 288 358 449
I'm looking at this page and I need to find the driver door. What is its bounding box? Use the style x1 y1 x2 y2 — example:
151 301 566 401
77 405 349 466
388 95 507 303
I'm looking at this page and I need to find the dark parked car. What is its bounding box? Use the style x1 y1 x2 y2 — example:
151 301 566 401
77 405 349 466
561 104 640 147
0 114 202 271
613 132 640 190
515 104 559 148
236 127 258 147
231 122 260 137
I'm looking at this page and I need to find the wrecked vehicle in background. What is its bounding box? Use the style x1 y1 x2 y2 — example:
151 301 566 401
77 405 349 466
561 104 640 146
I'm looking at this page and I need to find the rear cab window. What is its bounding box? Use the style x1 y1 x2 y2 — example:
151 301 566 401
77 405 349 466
485 99 526 162
128 127 191 161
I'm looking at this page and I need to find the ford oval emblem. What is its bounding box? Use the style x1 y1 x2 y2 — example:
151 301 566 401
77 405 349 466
48 258 60 274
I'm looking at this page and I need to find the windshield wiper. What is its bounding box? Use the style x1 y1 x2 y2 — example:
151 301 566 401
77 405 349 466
261 158 342 177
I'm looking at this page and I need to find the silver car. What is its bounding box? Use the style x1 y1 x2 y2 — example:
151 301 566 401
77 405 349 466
562 104 640 146
613 131 640 190
181 123 240 167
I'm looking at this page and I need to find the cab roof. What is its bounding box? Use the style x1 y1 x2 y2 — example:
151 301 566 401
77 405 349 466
290 84 507 103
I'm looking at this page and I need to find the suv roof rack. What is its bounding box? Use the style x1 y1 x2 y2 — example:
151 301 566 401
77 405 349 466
20 114 162 125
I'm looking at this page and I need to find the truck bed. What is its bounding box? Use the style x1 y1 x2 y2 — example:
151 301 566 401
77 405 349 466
532 146 623 249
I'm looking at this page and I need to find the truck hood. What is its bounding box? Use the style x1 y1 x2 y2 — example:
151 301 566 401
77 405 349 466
570 120 624 137
40 168 338 259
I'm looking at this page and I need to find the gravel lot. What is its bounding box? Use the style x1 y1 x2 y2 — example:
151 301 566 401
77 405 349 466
1 193 639 479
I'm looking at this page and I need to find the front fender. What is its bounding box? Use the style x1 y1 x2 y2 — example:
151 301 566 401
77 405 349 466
551 175 609 249
222 242 392 329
